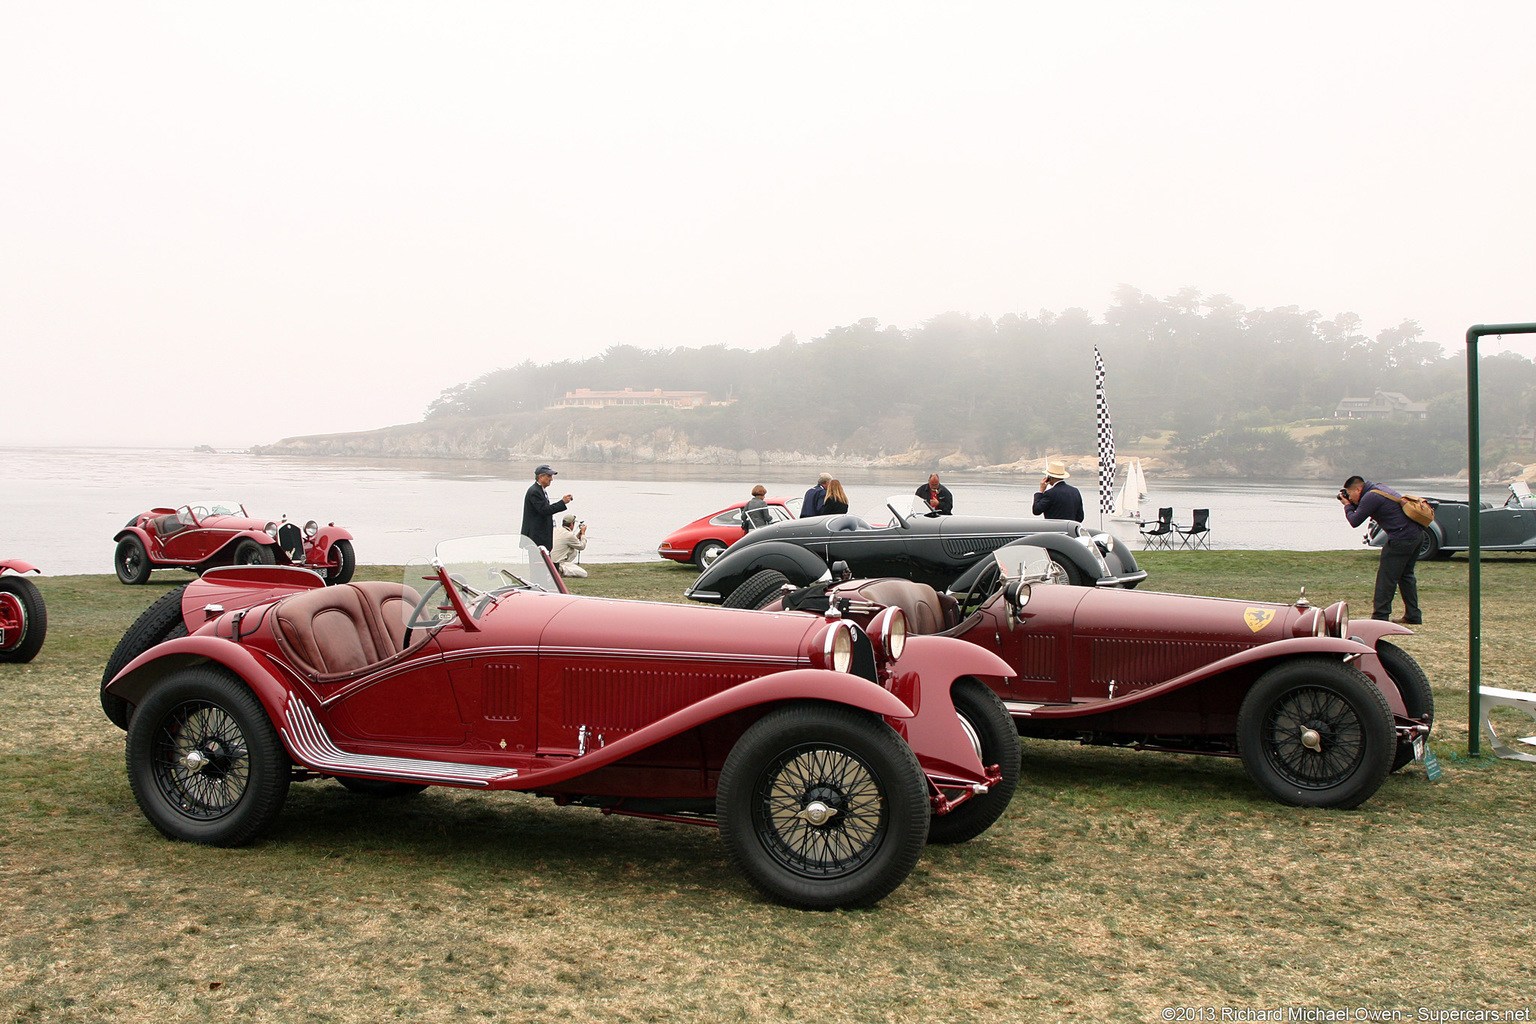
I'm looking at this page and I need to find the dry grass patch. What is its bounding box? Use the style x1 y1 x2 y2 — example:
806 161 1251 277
3 555 1534 1022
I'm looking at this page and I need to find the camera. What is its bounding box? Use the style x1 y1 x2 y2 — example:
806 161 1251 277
1337 488 1349 500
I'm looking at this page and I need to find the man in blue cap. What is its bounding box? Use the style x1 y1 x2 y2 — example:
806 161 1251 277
522 464 573 551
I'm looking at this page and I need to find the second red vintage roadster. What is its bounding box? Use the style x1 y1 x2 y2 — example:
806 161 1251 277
100 536 1020 909
754 547 1434 810
114 501 355 585
0 559 47 663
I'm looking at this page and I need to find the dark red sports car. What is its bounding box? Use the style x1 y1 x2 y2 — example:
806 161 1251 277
114 501 355 585
0 559 47 663
757 546 1434 810
100 536 1019 909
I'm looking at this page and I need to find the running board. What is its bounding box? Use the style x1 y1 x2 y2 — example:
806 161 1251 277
281 696 520 787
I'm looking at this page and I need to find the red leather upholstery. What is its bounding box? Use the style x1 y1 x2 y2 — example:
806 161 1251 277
837 578 955 635
274 582 422 680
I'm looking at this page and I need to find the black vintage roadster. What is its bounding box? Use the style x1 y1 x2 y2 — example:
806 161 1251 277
1367 481 1536 560
685 495 1145 607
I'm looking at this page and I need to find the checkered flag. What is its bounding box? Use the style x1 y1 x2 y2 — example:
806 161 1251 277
1094 347 1116 518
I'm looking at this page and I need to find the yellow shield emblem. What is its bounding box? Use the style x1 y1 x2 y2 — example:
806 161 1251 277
1244 608 1276 633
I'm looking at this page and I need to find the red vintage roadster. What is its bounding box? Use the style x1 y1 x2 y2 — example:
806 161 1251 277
756 547 1434 809
0 559 47 663
100 537 1020 909
114 501 355 585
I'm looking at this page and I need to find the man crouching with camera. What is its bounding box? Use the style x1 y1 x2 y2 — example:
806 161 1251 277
552 513 589 578
1338 475 1423 625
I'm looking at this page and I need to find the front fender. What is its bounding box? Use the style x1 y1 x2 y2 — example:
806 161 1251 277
511 668 913 788
685 541 832 602
885 635 1014 785
1346 619 1414 647
998 533 1109 582
0 560 40 576
308 526 355 557
104 635 300 737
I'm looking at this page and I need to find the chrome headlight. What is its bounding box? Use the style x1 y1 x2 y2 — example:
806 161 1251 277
263 522 279 539
304 520 319 538
1324 601 1350 639
870 606 906 662
821 620 854 674
1292 608 1325 638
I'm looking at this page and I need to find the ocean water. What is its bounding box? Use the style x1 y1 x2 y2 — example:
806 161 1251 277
0 446 1502 576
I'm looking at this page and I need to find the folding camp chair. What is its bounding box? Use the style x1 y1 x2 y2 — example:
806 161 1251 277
1175 509 1211 550
1140 507 1176 550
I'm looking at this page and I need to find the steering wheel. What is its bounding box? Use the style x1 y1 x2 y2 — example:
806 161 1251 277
954 560 1002 619
406 581 448 631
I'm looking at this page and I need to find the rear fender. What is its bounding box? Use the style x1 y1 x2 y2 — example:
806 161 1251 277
0 560 40 576
884 634 1013 785
182 566 324 628
685 541 832 602
516 669 912 789
104 635 300 742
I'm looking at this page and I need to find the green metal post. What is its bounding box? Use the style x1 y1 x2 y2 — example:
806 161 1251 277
1465 324 1536 756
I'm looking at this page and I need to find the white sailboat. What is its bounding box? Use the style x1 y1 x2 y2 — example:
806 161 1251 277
1110 458 1148 522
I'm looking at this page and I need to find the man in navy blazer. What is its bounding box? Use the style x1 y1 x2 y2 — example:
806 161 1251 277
522 464 573 550
1032 459 1084 522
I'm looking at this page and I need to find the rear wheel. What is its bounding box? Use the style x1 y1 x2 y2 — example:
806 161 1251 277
723 569 791 610
126 666 290 846
1416 529 1441 561
926 678 1020 844
1378 641 1434 772
1236 658 1394 809
325 539 356 585
115 537 153 584
693 539 727 569
101 583 191 729
0 576 47 663
717 703 930 909
232 539 275 567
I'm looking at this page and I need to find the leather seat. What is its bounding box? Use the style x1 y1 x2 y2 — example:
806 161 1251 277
274 581 422 681
838 578 955 635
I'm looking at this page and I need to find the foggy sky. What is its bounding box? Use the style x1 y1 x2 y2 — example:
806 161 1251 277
4 2 1533 448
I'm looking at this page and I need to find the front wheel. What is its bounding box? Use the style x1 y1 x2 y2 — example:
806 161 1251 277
722 569 791 610
1378 640 1434 772
0 576 47 663
1049 551 1086 587
115 537 153 584
717 703 930 909
126 667 290 846
325 539 356 585
1236 658 1394 809
231 539 276 567
925 678 1020 844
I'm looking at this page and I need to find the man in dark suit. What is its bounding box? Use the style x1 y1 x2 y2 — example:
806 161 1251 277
1032 459 1084 522
800 473 831 517
521 464 573 550
916 474 953 516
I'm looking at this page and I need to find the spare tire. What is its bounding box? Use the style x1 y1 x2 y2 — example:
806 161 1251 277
101 584 190 730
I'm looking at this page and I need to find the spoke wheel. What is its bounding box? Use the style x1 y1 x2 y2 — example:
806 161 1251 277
718 703 928 909
126 667 289 846
1237 658 1393 809
1048 551 1085 586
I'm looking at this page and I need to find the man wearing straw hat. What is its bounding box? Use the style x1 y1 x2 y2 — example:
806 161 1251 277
1033 459 1084 522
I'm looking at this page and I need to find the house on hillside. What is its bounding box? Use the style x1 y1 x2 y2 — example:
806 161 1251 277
1333 390 1428 420
553 388 712 410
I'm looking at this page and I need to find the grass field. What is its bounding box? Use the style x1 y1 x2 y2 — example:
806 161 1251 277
3 552 1534 1023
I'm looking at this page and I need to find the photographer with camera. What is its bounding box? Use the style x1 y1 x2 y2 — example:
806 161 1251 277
1338 475 1424 625
551 513 589 579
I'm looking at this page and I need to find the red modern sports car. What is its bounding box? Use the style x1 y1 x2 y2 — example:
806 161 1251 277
657 496 796 568
0 559 47 663
114 501 355 586
755 546 1435 810
100 535 1019 909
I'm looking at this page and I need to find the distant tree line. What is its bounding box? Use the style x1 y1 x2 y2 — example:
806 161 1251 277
424 286 1536 477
